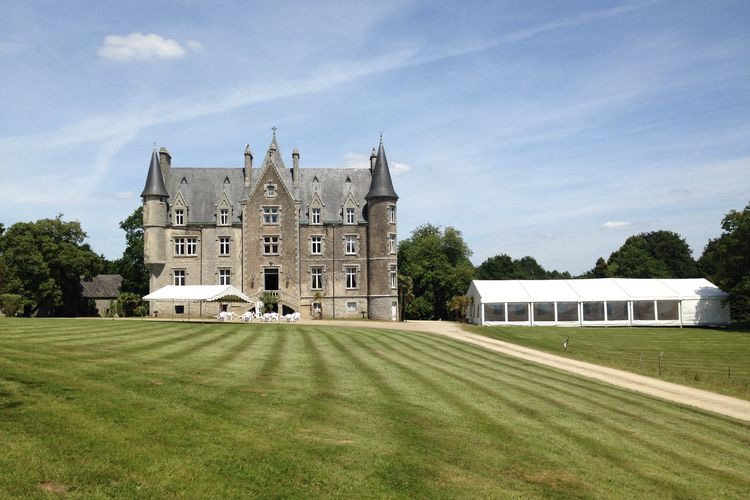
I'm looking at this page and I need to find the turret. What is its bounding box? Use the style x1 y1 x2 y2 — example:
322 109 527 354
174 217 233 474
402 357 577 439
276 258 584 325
244 144 253 188
141 148 168 265
366 138 399 320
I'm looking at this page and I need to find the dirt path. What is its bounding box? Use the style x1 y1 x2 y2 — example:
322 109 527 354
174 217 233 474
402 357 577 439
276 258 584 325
315 319 750 423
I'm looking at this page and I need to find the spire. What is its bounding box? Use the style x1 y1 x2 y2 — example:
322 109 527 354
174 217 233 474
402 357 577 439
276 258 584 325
365 139 398 200
141 147 169 198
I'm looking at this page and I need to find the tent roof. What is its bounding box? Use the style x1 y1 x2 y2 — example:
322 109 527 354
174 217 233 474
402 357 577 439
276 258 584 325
143 285 252 303
469 278 727 303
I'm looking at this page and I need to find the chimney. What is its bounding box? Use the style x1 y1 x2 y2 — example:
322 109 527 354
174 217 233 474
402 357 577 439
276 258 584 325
292 147 300 187
369 148 377 173
244 144 253 188
159 147 171 180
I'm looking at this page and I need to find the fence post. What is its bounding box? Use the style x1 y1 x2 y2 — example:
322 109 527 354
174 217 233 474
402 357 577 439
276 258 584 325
658 351 663 376
728 366 731 383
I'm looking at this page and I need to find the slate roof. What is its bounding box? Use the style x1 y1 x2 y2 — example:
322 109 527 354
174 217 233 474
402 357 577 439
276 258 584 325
167 167 248 224
158 138 394 225
141 150 169 198
81 274 123 299
366 141 398 200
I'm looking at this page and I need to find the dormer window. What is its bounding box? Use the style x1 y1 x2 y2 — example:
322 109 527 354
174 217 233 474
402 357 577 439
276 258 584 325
175 209 184 226
345 207 355 225
220 209 229 225
311 207 321 225
265 183 277 198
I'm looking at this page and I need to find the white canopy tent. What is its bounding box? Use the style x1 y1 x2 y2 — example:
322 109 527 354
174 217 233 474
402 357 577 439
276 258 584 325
467 278 730 327
143 285 254 319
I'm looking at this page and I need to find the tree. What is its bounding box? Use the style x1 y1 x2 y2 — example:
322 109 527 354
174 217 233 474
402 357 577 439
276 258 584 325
0 294 22 317
699 202 750 322
115 207 149 296
397 274 414 322
592 257 612 278
607 231 698 278
0 216 102 316
476 254 570 280
447 295 471 322
397 224 475 320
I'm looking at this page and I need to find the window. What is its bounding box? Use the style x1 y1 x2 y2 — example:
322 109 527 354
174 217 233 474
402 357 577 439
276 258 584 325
389 265 397 289
263 236 279 255
311 267 323 290
264 268 279 291
219 269 231 285
313 302 322 313
347 301 357 312
345 235 357 255
175 305 185 314
174 238 186 256
173 270 185 286
657 300 679 321
388 234 397 254
556 302 578 322
607 301 629 321
186 238 197 256
507 303 528 322
311 207 321 225
633 300 655 320
583 302 605 321
534 302 555 321
346 267 357 289
484 304 505 321
266 184 276 197
175 209 184 226
220 208 229 225
219 236 230 256
263 206 279 224
345 207 355 224
388 205 396 223
311 236 322 255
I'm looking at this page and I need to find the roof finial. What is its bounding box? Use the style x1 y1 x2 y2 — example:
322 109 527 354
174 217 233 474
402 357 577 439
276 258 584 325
272 126 277 137
153 141 157 151
379 131 383 145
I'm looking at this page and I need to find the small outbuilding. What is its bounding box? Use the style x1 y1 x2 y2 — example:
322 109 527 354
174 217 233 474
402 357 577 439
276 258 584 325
466 278 730 327
81 274 123 317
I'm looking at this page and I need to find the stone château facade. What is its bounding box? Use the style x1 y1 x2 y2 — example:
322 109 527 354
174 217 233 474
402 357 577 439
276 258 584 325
141 134 399 320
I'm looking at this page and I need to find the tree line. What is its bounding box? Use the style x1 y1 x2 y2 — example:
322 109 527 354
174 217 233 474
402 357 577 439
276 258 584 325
398 202 750 323
0 209 147 317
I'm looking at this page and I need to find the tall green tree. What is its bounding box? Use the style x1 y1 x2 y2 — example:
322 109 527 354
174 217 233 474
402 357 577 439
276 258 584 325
607 231 698 278
115 206 149 296
397 224 475 320
0 216 102 316
699 202 750 322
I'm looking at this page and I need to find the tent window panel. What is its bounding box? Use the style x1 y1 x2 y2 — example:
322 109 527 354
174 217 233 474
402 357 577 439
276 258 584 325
533 302 555 321
633 301 655 320
175 305 185 314
583 302 604 321
606 301 629 321
484 304 505 321
556 302 578 321
657 300 679 320
507 303 528 321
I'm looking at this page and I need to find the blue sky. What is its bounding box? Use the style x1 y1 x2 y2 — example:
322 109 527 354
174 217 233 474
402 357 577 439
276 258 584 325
1 0 748 274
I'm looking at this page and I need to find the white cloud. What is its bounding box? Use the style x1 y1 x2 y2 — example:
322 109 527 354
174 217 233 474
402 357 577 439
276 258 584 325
115 191 134 200
98 33 201 62
601 221 633 230
340 152 411 176
392 162 411 176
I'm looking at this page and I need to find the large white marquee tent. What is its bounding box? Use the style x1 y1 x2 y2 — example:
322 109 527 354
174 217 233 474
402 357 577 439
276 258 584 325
143 285 254 318
467 278 730 327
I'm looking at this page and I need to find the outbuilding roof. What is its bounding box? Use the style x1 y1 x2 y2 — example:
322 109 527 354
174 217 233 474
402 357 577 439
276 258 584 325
80 274 123 299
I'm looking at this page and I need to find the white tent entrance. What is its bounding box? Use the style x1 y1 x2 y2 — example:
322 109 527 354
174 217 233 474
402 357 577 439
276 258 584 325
466 278 730 327
143 285 253 321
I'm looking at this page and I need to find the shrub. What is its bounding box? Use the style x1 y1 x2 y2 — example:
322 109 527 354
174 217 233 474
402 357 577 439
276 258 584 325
0 294 23 317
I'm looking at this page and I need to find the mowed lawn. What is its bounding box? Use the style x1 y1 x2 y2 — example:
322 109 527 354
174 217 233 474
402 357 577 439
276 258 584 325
468 325 750 400
1 319 749 498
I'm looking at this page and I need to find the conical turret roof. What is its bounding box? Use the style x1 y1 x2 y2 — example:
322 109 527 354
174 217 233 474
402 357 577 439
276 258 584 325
365 140 398 200
141 148 169 198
